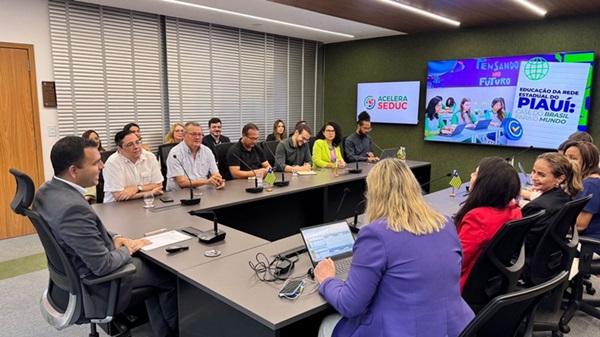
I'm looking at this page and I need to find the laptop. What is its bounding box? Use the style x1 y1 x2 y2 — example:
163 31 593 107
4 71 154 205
439 123 466 137
300 221 355 280
470 119 492 130
380 147 399 159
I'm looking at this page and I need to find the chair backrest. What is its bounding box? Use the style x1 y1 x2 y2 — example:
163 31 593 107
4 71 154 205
308 136 316 155
260 140 280 167
463 210 546 313
158 143 177 189
341 135 349 162
9 169 84 328
215 142 235 181
96 150 116 203
525 195 591 286
459 271 569 337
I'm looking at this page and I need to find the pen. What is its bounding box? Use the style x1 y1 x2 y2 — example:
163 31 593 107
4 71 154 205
144 228 168 236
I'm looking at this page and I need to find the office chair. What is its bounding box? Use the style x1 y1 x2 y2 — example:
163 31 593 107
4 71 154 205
308 136 316 155
9 168 136 337
459 271 569 337
158 143 177 190
462 210 546 313
523 196 591 336
560 235 600 327
260 140 280 167
215 142 235 181
96 150 116 203
340 135 349 163
525 195 591 286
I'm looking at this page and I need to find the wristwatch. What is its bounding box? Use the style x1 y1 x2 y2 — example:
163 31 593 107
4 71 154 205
137 184 143 192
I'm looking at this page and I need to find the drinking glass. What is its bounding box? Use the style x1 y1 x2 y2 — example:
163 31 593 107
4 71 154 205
143 192 155 208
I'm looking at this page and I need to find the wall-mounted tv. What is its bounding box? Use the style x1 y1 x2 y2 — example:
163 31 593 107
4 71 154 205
357 81 420 124
424 51 594 149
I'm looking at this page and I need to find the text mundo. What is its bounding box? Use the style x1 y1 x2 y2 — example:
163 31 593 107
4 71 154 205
517 96 576 113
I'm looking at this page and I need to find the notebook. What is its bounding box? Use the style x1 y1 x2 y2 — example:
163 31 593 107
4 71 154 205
300 221 355 280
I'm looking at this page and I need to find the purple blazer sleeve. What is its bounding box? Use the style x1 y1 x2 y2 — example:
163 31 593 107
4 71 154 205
319 224 386 318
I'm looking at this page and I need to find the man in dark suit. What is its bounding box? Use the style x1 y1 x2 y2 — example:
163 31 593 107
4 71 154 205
33 136 177 337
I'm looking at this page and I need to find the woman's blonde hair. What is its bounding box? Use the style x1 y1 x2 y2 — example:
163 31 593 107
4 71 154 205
366 158 446 234
164 122 185 144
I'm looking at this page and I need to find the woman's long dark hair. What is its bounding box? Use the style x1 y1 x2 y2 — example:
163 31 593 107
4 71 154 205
316 121 342 147
425 96 442 121
454 157 521 229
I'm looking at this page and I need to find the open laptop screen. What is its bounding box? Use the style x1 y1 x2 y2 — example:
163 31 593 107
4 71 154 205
300 221 355 264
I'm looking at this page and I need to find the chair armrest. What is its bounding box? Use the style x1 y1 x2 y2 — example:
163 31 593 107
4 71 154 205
579 235 600 247
82 263 136 286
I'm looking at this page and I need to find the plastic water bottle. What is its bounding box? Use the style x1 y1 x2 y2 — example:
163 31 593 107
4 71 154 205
397 146 406 162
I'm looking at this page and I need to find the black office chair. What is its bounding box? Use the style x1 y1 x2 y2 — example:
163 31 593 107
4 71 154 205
459 271 569 337
158 143 177 189
341 135 350 163
96 150 116 204
260 140 280 167
523 196 591 335
525 195 591 286
9 168 136 337
560 235 600 326
308 136 316 155
215 142 235 181
462 210 546 313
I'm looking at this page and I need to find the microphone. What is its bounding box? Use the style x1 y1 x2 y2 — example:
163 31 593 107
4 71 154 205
420 172 452 193
333 187 351 221
231 153 263 193
347 199 366 234
188 210 226 243
262 142 290 187
506 145 533 166
371 140 384 153
172 154 201 205
348 161 362 174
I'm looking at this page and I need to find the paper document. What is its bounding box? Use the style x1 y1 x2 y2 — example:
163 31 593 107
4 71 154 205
296 171 317 176
141 230 192 251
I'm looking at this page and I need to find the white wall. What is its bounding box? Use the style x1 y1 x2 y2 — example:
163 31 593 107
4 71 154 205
1 0 57 180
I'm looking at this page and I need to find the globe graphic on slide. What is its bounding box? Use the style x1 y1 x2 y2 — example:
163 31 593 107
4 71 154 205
524 57 549 80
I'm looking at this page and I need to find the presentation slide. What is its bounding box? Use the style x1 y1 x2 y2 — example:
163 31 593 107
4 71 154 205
357 81 420 124
424 51 594 149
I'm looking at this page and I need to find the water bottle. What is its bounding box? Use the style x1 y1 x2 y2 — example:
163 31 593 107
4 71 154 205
397 146 406 162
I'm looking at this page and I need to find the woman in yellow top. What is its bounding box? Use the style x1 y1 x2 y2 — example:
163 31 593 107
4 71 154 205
313 121 346 169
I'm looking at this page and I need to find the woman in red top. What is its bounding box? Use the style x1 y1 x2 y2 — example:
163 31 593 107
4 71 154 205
454 157 522 290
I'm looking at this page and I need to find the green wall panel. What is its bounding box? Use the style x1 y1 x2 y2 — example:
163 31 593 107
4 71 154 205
324 14 600 192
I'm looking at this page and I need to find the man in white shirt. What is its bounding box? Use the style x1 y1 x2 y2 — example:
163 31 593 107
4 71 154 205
103 130 163 202
166 121 224 191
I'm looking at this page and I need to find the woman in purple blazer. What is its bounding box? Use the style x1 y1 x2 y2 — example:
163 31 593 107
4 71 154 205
315 158 474 337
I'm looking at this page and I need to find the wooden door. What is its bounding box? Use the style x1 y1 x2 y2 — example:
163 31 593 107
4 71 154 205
0 42 45 239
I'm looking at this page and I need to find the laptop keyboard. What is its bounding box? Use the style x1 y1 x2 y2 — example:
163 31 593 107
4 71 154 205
335 258 352 275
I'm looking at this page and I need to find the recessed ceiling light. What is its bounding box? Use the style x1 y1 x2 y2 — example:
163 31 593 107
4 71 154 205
378 0 460 27
512 0 547 16
161 0 355 39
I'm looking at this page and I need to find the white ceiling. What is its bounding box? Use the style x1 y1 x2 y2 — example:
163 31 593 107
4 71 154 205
81 0 402 43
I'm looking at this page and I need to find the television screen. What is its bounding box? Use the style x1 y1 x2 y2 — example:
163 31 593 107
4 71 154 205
357 81 420 124
424 51 594 149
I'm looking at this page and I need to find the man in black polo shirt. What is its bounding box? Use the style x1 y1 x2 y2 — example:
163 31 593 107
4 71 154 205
227 123 272 179
202 117 231 156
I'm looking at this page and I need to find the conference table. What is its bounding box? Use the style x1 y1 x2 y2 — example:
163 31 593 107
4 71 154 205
93 160 437 337
174 184 469 337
